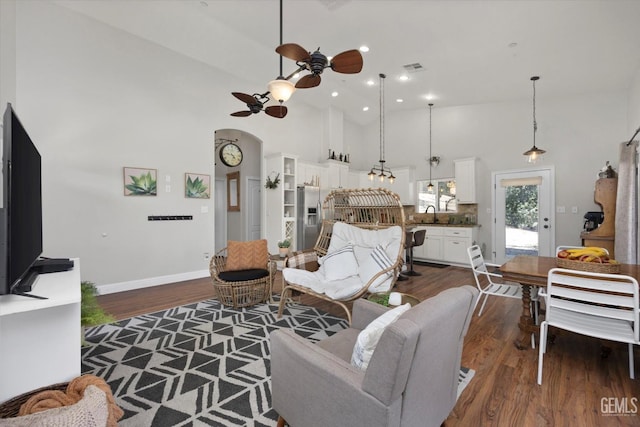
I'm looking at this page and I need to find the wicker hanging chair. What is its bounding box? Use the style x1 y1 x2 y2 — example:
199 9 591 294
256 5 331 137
278 188 406 324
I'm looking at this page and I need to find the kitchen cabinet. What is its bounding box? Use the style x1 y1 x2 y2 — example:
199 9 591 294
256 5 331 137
454 158 477 204
413 226 478 265
297 161 322 186
296 162 307 186
424 227 444 260
412 226 443 261
325 160 349 189
348 171 361 189
443 227 475 264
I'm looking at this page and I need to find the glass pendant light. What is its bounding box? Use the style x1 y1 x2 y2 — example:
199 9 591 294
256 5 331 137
523 76 545 163
427 103 434 192
368 73 394 183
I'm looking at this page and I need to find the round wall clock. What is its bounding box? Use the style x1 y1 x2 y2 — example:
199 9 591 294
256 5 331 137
219 143 243 167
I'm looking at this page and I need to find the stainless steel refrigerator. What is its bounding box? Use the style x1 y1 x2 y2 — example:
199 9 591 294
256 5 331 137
297 185 321 250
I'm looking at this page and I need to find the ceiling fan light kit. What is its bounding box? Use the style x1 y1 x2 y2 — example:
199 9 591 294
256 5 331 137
268 77 296 103
230 92 288 119
230 0 363 118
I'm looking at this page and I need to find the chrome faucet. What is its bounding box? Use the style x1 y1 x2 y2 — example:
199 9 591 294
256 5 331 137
425 205 438 223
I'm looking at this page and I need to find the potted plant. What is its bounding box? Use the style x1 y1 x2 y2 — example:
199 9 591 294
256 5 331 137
277 239 291 258
265 173 280 189
81 281 115 345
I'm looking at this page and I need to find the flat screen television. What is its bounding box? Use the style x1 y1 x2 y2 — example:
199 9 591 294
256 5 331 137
0 103 43 295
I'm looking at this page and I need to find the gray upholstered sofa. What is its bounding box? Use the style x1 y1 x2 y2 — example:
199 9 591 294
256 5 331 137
270 285 479 427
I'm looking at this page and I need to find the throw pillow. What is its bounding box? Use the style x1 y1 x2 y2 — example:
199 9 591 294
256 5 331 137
358 244 394 292
226 240 268 271
286 251 319 271
320 244 359 281
351 303 411 370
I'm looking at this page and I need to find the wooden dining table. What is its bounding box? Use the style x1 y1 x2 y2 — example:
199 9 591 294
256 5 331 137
500 255 640 350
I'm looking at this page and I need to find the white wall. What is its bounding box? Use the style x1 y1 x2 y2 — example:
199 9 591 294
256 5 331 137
0 0 16 110
356 91 629 259
10 1 638 292
629 66 640 136
14 1 323 290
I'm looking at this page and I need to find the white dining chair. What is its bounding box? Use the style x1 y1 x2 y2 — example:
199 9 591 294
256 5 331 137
537 268 640 385
467 245 539 323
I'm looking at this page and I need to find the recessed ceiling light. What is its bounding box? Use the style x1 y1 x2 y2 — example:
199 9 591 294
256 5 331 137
331 91 339 97
399 75 409 81
425 94 437 101
508 42 518 48
366 79 375 86
396 99 403 103
359 45 369 53
363 106 369 111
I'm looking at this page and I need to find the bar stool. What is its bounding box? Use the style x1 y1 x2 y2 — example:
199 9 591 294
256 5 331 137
397 230 414 281
405 229 426 276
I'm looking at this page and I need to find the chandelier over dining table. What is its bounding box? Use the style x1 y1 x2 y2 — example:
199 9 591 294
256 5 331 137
368 73 395 183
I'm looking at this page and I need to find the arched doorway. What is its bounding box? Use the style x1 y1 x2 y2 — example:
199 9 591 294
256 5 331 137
214 129 263 251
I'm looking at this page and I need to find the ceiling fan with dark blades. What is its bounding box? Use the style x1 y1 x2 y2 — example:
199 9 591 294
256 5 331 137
275 43 363 89
230 92 288 119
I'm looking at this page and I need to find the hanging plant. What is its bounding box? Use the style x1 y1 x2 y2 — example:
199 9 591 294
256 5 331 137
265 173 280 189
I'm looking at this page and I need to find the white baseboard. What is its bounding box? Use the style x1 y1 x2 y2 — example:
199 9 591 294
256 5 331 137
96 270 210 295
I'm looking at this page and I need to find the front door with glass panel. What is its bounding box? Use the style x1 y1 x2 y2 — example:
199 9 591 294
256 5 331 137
492 168 554 264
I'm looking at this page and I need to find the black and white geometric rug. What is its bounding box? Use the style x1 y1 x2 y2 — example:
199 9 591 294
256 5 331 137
82 298 474 426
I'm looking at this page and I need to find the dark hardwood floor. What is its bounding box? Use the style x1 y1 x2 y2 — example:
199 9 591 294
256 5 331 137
97 264 640 426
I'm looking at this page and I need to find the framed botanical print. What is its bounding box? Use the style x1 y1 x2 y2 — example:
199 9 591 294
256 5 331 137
185 173 211 199
123 167 157 196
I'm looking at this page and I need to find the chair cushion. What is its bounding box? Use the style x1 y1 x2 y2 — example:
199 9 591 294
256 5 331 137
358 244 394 293
219 268 269 282
351 303 411 370
319 244 359 281
226 239 268 271
282 268 364 299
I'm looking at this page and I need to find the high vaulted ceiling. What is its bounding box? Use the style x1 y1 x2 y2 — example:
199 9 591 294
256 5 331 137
55 0 640 125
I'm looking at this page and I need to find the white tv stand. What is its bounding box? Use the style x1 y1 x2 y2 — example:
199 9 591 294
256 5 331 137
0 259 81 402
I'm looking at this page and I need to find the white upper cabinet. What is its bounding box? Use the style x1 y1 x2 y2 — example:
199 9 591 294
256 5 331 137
325 160 350 189
454 158 477 204
297 161 322 186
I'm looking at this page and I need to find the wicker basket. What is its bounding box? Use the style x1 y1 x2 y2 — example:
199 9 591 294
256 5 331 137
0 382 68 419
214 280 270 308
556 257 621 274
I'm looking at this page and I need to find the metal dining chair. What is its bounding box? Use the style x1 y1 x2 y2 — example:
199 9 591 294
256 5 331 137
537 268 640 384
467 245 539 319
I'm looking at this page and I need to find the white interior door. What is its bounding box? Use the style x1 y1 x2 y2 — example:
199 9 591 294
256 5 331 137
492 167 554 264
